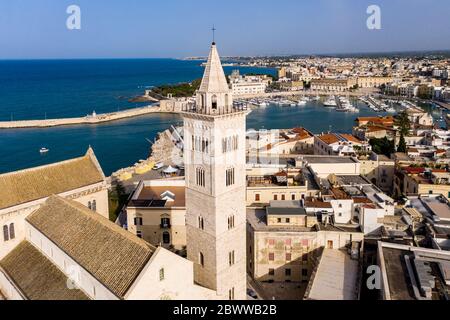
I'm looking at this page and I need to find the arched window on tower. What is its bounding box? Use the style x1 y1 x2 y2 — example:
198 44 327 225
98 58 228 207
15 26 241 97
9 223 15 240
92 200 97 212
211 95 218 110
201 94 206 108
225 94 229 108
3 225 9 242
88 201 92 210
199 252 205 267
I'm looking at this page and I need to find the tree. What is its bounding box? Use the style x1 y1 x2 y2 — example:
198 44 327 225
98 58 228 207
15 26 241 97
369 137 395 157
397 133 407 153
395 111 411 136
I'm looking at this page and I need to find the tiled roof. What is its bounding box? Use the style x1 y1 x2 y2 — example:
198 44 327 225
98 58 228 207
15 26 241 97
317 133 340 145
0 149 104 210
26 195 155 298
0 241 89 300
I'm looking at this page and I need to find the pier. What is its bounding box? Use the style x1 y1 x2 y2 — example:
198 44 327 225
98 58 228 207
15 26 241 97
0 105 175 129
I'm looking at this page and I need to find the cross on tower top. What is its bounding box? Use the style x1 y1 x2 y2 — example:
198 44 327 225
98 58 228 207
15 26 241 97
212 25 216 45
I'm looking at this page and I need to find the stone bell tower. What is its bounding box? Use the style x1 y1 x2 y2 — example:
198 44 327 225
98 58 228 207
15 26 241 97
182 41 247 300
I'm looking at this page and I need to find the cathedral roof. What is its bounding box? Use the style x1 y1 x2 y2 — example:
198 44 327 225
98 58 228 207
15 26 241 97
0 148 105 210
0 241 89 300
26 195 156 298
198 43 230 93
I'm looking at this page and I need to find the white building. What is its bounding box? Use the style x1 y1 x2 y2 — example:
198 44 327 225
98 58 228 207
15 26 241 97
229 71 269 96
182 42 247 300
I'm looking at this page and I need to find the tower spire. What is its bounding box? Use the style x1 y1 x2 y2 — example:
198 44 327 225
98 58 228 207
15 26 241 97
212 25 216 44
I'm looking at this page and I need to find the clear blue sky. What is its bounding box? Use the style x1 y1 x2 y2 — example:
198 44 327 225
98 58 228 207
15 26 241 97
0 0 449 59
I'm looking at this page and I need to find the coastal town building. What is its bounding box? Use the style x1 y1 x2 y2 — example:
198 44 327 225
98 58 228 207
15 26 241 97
377 241 450 300
247 127 314 156
125 179 187 251
314 133 371 157
394 166 450 200
358 152 395 193
246 200 363 296
0 148 109 260
310 79 353 92
229 70 270 96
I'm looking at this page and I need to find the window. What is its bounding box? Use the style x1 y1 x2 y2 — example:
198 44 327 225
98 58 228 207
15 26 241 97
228 287 235 300
212 95 218 110
286 218 290 223
277 218 282 223
285 269 291 276
199 252 205 267
159 268 165 281
88 201 92 210
269 253 275 261
291 194 296 200
92 200 96 212
229 251 235 266
162 231 170 244
255 194 260 201
161 217 170 228
196 167 205 187
429 190 433 194
136 231 142 238
134 217 143 226
302 269 308 277
226 168 235 187
268 268 275 276
3 225 9 242
281 194 285 200
268 239 275 246
9 223 15 240
286 253 292 261
228 215 235 230
274 195 278 200
198 216 204 230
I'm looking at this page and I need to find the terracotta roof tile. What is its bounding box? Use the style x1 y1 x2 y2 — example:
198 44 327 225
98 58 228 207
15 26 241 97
0 149 104 210
26 195 155 298
0 241 89 300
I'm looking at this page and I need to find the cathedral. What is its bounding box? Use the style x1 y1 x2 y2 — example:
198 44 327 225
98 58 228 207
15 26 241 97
0 41 247 300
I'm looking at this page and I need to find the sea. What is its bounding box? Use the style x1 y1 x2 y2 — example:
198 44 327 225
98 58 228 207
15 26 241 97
0 59 443 176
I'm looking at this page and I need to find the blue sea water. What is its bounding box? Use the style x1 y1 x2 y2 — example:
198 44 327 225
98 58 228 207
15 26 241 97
0 59 438 176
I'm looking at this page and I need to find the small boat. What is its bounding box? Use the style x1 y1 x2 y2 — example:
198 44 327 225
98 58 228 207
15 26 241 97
39 147 49 154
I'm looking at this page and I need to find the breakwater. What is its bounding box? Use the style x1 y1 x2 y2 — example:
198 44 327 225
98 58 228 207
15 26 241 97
0 105 173 129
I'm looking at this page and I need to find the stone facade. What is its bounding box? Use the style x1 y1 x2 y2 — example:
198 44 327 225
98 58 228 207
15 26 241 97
183 43 247 300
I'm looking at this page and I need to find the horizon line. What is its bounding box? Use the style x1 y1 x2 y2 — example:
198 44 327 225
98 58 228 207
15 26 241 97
1 48 450 61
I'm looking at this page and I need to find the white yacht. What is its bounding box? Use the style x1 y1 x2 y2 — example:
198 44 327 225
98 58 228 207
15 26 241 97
323 97 337 107
39 147 49 154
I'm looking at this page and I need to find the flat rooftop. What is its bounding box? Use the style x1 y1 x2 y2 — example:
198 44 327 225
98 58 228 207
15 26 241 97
380 243 450 300
247 208 315 233
303 156 358 164
381 247 415 300
135 185 185 207
335 175 371 186
410 196 450 221
306 249 359 300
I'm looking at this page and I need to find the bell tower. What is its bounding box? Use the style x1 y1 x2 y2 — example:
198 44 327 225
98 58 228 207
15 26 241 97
182 42 247 300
